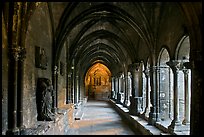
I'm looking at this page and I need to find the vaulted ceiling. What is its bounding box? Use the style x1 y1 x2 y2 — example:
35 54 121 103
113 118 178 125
49 2 186 77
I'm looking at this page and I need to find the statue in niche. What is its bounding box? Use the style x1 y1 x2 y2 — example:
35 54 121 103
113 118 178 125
36 78 55 121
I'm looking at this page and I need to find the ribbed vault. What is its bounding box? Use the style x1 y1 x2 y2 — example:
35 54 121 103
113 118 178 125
53 2 153 75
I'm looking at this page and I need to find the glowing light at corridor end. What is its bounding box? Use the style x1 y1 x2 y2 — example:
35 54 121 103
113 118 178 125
85 63 111 99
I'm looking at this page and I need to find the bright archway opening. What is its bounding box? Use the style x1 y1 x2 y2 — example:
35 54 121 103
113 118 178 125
85 63 111 100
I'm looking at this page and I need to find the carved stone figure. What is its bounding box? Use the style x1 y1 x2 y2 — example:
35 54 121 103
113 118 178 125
39 49 48 70
36 78 55 121
35 46 48 69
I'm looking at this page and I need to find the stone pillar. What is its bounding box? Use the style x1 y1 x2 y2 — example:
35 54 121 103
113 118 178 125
71 67 75 103
17 47 26 134
121 73 125 104
166 60 183 132
189 50 202 135
52 66 58 113
6 3 26 135
74 75 79 104
6 47 21 135
123 73 129 107
142 68 151 118
111 76 115 99
67 73 72 104
114 76 118 101
116 73 122 104
127 72 132 107
182 64 191 126
148 66 160 125
128 63 142 115
156 67 161 122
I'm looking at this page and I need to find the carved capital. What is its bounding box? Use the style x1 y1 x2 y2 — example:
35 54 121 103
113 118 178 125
149 66 160 73
166 60 182 73
183 62 191 69
117 72 123 78
182 68 189 75
128 62 141 73
143 68 150 77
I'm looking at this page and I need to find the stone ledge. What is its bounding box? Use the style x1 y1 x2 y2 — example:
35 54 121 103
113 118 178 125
21 109 70 135
109 99 170 135
109 99 190 135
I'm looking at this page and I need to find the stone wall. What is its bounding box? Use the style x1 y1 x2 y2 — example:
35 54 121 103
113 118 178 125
21 103 74 135
23 3 53 128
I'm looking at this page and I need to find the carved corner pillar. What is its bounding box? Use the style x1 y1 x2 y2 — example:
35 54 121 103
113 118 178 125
128 62 141 97
129 96 143 116
166 60 183 133
148 66 160 125
128 62 142 115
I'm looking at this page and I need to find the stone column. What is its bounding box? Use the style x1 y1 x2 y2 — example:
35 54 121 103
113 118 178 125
156 67 161 122
17 47 26 134
114 76 118 101
6 3 26 135
71 67 75 103
123 72 129 107
182 64 191 126
148 66 160 125
67 73 72 104
111 76 115 99
121 73 125 104
116 73 122 104
74 75 79 105
128 63 142 115
52 66 58 113
166 60 183 132
6 47 21 135
127 72 132 106
142 68 151 118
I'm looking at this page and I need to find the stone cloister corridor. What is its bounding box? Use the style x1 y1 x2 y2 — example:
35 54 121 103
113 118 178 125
2 2 202 135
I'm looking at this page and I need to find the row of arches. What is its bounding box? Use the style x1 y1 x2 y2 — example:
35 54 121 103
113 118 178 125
111 36 190 133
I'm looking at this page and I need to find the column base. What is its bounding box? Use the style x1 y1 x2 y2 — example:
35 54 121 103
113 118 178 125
141 107 150 120
51 107 58 114
129 96 142 116
181 122 190 131
168 120 183 133
122 99 129 107
18 125 27 135
110 91 115 99
148 107 157 125
6 127 20 135
116 92 122 104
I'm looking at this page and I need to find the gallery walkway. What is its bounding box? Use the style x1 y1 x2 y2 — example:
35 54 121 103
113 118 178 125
69 100 139 135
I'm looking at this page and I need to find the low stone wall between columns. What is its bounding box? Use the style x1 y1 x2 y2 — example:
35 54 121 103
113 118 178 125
109 99 170 135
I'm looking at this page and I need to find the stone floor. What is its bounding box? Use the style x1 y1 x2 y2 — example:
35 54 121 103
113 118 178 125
69 100 138 135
